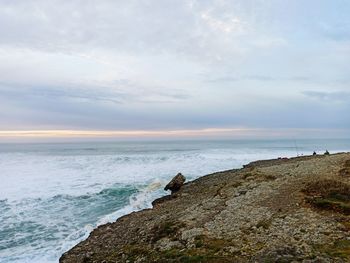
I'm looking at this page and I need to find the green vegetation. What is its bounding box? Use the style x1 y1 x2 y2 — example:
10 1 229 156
345 160 350 167
163 249 209 262
310 197 350 215
339 159 350 176
256 218 272 229
151 220 186 242
316 240 350 259
159 246 234 263
303 179 350 215
263 174 277 181
243 172 254 179
123 240 235 262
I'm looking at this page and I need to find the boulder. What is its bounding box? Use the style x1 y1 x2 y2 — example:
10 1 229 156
164 173 186 194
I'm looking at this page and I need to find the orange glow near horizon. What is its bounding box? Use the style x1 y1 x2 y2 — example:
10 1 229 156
0 128 257 138
0 128 347 140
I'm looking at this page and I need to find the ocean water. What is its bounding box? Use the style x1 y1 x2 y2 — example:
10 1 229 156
0 139 349 263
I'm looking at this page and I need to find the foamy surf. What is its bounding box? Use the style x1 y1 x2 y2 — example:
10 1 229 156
97 179 165 225
58 179 167 262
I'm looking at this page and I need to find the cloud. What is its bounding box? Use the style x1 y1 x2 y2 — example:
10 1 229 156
205 75 311 83
0 0 289 64
206 75 276 83
302 91 350 102
200 11 245 34
0 1 349 135
0 81 189 106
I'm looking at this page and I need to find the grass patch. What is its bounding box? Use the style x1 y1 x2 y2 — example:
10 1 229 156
339 159 350 176
256 219 272 229
316 240 350 259
345 160 350 168
263 174 277 181
243 172 254 179
194 236 204 248
193 235 234 253
303 179 350 198
161 248 231 263
162 249 233 263
310 197 350 215
124 244 150 256
151 220 186 242
123 235 238 262
260 246 302 262
341 221 350 231
303 179 350 215
164 250 207 263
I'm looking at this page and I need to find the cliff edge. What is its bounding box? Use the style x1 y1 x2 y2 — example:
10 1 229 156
60 153 350 262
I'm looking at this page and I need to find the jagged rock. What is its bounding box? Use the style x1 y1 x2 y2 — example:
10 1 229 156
164 173 186 194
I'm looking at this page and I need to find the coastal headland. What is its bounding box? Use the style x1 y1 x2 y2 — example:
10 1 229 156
60 153 350 262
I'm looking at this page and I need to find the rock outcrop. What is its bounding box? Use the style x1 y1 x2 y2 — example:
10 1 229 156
60 153 350 263
164 173 186 194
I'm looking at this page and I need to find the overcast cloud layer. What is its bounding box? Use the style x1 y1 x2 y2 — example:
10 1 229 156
0 0 349 137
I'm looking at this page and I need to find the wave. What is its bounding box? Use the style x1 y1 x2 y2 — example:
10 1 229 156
0 180 166 263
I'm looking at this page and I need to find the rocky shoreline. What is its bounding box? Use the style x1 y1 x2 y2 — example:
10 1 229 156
60 153 350 262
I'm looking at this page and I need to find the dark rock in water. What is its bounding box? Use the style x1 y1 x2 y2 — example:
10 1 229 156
313 151 317 156
164 173 186 194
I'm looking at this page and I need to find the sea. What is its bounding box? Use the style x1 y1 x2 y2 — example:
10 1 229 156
0 139 349 263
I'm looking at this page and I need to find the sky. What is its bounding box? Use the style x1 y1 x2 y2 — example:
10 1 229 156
0 0 349 140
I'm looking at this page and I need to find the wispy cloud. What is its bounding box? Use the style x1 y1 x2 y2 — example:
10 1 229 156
205 75 310 83
0 81 189 105
302 91 350 102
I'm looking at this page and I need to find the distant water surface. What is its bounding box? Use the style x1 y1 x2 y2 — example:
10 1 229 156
0 139 349 263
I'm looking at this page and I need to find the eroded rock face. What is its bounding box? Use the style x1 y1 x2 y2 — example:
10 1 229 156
164 173 186 194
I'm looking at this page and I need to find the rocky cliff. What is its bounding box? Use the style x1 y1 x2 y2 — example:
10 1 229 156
60 153 350 262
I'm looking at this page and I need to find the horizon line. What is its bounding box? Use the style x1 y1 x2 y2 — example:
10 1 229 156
0 128 348 139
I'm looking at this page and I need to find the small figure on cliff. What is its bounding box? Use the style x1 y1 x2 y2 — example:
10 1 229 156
324 150 330 155
313 151 317 156
164 173 186 194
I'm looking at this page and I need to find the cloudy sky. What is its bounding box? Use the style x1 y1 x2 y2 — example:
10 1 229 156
0 0 349 139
